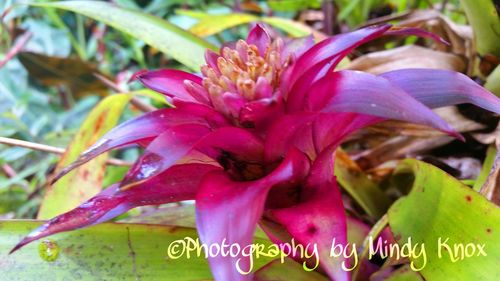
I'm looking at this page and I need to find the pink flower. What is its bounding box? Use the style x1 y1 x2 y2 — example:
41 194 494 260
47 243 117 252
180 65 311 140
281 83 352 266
11 24 500 281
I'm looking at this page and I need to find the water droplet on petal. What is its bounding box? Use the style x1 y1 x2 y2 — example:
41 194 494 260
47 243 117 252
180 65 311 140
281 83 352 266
38 239 60 262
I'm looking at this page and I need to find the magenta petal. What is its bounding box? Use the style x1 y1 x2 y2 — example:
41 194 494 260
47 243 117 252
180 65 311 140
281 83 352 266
270 145 349 281
307 70 462 139
121 124 212 188
313 113 381 152
281 35 315 64
254 77 273 99
264 113 317 163
10 163 219 253
205 49 221 74
136 69 205 103
184 80 211 105
195 127 264 162
286 60 342 111
287 24 391 89
222 92 246 118
52 103 228 183
380 69 500 114
239 98 284 131
195 148 310 280
246 24 271 55
285 24 392 110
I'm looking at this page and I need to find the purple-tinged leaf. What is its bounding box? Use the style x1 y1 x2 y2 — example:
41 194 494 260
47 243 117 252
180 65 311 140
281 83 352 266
285 26 448 111
380 69 500 114
307 70 462 140
52 103 228 183
10 163 219 253
136 69 206 103
285 25 391 109
196 148 310 281
247 24 271 55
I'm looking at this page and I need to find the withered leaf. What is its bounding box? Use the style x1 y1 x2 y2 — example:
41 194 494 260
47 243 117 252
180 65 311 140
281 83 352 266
346 45 466 74
18 51 109 97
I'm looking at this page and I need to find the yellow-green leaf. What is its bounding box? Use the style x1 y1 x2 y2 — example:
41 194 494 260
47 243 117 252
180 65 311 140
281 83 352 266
262 17 326 40
1 220 274 280
189 13 259 37
37 94 132 219
388 159 499 280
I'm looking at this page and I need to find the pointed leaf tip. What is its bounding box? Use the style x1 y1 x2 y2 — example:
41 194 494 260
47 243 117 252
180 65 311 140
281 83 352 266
386 26 450 46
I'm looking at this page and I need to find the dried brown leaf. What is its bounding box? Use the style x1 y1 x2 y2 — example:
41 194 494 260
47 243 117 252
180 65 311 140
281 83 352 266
346 45 466 74
18 51 109 97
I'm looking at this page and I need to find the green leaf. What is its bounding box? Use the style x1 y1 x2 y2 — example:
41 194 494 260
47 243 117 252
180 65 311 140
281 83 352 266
459 0 500 56
388 159 499 281
485 65 500 96
335 150 391 218
473 145 497 191
31 1 217 71
2 220 274 280
261 17 322 38
37 94 132 219
266 0 321 12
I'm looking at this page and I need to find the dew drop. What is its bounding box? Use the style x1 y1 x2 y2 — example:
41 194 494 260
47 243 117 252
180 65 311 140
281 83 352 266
38 239 60 262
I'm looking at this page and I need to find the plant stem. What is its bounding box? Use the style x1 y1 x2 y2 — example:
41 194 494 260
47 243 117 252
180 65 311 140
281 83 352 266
0 137 130 166
93 73 156 112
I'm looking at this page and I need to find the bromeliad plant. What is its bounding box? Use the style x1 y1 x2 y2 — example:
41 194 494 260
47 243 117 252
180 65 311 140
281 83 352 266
10 24 500 281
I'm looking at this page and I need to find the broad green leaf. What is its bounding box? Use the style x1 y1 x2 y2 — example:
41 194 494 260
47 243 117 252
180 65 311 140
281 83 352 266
335 150 391 218
32 1 217 71
1 220 274 280
388 159 499 281
37 94 132 219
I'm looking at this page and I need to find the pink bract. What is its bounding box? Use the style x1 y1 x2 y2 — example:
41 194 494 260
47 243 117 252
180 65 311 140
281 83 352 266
11 24 500 281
